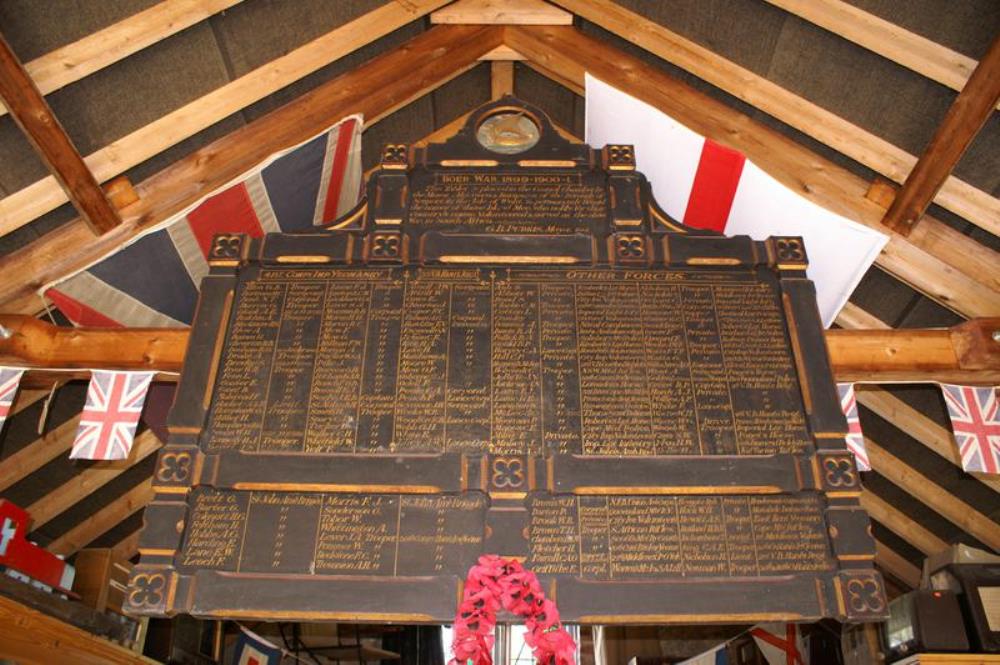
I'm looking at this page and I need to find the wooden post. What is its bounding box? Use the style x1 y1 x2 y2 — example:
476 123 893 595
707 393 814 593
881 33 1000 234
491 60 515 98
0 33 121 235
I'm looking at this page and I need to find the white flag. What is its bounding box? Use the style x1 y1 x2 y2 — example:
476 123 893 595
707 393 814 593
586 74 887 327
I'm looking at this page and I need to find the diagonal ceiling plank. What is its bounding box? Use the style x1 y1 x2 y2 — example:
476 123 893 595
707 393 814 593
873 539 922 589
860 490 948 556
0 24 505 317
865 436 1000 552
25 431 162 530
882 33 1000 234
0 0 453 238
504 24 1000 318
762 0 992 105
0 0 244 119
542 0 1000 238
0 416 79 493
0 33 121 235
47 478 154 557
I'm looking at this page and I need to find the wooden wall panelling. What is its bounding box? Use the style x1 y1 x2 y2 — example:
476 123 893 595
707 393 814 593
503 24 1000 318
882 34 1000 234
0 0 453 238
0 0 244 119
0 33 120 234
541 0 1000 236
0 24 505 317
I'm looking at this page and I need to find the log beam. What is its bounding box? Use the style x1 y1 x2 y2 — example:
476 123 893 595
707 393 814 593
0 33 120 234
0 24 504 316
3 315 997 385
881 33 1000 234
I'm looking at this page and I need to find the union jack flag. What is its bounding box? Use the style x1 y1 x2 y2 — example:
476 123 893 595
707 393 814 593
941 384 1000 475
0 368 25 433
837 383 870 471
70 371 155 460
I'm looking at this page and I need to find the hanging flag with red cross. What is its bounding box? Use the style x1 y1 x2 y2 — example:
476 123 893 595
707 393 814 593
0 367 25 434
70 371 155 460
837 383 870 471
941 384 1000 475
750 623 808 665
231 629 282 665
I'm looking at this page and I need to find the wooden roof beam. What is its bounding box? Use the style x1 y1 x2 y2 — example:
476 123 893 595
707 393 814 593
504 24 1000 316
865 436 1000 551
881 33 1000 235
874 539 922 589
0 33 120 235
0 0 453 238
762 0 993 105
2 314 998 385
0 24 504 316
0 0 244 119
47 479 154 557
860 490 948 556
25 431 162 530
431 0 572 25
0 416 79 493
537 2 1000 238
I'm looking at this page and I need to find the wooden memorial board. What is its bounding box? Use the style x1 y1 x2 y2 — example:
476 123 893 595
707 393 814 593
127 99 887 624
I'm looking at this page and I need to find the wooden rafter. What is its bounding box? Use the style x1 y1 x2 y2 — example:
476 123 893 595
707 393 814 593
503 24 1000 317
0 0 244 119
491 60 515 98
0 33 120 235
4 315 997 385
762 0 992 105
431 0 572 25
0 416 79 493
0 24 504 317
25 431 161 530
47 479 154 557
881 33 1000 234
0 0 453 238
873 539 921 589
865 437 1000 551
541 0 1000 237
860 490 948 556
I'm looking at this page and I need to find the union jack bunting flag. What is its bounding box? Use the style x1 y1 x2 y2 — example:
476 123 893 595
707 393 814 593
70 371 155 460
44 115 363 327
941 384 1000 475
837 383 870 471
0 368 25 434
750 623 808 665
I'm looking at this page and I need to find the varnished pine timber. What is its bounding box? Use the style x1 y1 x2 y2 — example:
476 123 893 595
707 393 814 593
763 0 987 103
865 437 1000 551
432 0 572 25
860 490 948 556
0 34 120 234
505 24 1000 313
3 315 997 384
0 416 80 492
882 34 1000 234
0 0 453 238
0 592 156 665
25 431 162 529
534 3 1000 237
47 479 155 557
0 24 504 316
491 60 515 99
0 0 243 119
873 539 922 589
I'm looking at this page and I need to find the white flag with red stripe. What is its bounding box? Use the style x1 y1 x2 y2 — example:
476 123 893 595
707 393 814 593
586 75 887 326
0 368 25 434
750 623 808 665
941 384 1000 474
837 383 870 471
70 371 155 460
